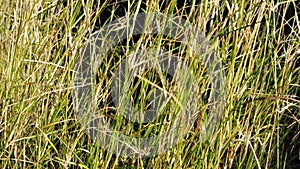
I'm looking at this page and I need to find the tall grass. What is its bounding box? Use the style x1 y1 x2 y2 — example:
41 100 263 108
0 0 299 168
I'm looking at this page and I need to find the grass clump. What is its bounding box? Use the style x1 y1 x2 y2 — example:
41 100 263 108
0 0 299 168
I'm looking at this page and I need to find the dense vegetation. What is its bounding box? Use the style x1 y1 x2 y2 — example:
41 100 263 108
0 0 299 168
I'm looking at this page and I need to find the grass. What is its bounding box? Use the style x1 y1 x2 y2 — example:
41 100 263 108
0 0 299 168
